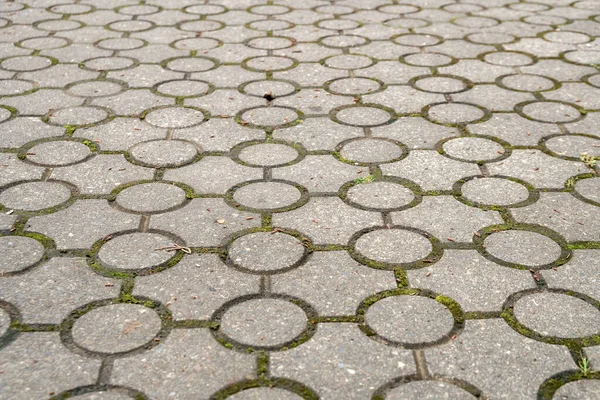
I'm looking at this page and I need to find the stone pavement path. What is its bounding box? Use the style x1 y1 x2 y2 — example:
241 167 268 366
0 0 600 399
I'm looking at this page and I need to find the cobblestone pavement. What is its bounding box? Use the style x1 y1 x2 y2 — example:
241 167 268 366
1 0 600 399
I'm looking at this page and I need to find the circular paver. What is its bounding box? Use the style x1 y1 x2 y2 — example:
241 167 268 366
484 52 534 66
27 141 91 167
129 140 198 168
108 20 154 32
232 182 302 210
346 181 415 210
394 34 440 46
461 177 530 206
220 298 307 347
564 50 600 65
587 74 600 88
386 381 478 399
0 107 11 122
1 56 53 72
68 81 123 97
575 177 600 204
317 19 361 30
520 102 582 123
553 379 600 400
484 231 561 267
156 80 210 97
426 103 485 124
0 79 35 96
250 5 290 15
166 57 216 72
118 5 160 15
467 32 515 44
324 55 373 69
0 236 45 274
228 232 305 273
83 57 135 71
97 38 145 50
47 106 108 126
240 106 299 127
320 35 368 48
244 56 295 71
72 304 162 354
37 20 83 31
544 135 600 159
453 16 498 28
242 80 296 98
513 292 600 338
116 183 187 213
185 5 226 15
248 20 293 31
0 307 9 336
0 181 71 211
144 107 206 128
19 37 69 50
524 15 568 25
365 295 454 344
442 137 504 162
334 106 393 127
238 143 299 166
355 228 432 265
339 138 404 163
327 77 381 95
97 232 176 270
403 53 453 67
247 37 294 50
172 37 220 50
544 31 591 44
501 74 555 92
385 18 429 29
414 76 467 93
228 387 303 400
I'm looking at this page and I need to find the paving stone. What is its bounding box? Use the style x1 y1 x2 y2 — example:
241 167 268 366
273 118 362 151
460 177 530 206
520 101 582 124
273 197 381 245
150 199 260 247
544 250 600 301
74 118 167 151
273 155 364 193
347 181 415 210
340 138 404 164
553 379 600 400
272 251 395 316
271 324 415 399
164 156 262 194
575 177 600 205
355 228 433 265
112 329 255 399
27 200 138 249
228 231 304 273
0 181 71 211
514 292 600 338
0 333 100 400
238 143 298 167
366 295 455 344
129 139 198 168
385 381 478 400
0 117 64 148
409 250 535 312
72 303 162 354
27 140 91 167
220 298 307 347
544 134 600 159
426 319 574 399
187 89 266 117
134 254 259 320
363 86 445 115
391 196 503 243
227 388 303 400
0 257 119 323
382 150 480 191
0 235 45 275
484 230 562 267
469 113 561 146
0 153 44 187
426 103 485 124
442 137 504 162
144 106 206 129
240 106 299 127
0 306 8 336
116 182 187 214
372 117 458 149
98 232 176 271
233 181 302 210
273 88 352 115
92 89 174 116
487 150 589 189
52 154 154 195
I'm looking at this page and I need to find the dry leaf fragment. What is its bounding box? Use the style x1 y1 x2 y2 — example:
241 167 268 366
216 219 225 224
